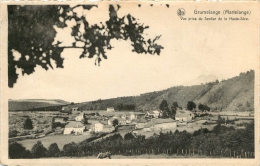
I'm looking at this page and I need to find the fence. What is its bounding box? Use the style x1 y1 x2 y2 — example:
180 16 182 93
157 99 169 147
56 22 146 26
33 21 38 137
81 148 254 158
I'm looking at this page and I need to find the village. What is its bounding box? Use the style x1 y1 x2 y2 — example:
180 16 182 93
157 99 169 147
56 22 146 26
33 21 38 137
9 103 254 151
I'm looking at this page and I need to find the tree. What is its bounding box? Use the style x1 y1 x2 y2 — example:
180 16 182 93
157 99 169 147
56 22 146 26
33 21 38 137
246 101 250 107
124 132 135 140
169 104 177 120
24 118 33 129
81 113 88 124
48 143 60 157
31 141 48 158
62 142 78 156
8 5 164 87
9 142 31 159
159 100 170 118
187 101 196 111
172 102 178 108
112 119 119 127
198 104 204 111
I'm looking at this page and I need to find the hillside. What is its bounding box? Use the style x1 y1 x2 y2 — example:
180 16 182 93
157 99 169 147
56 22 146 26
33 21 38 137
9 70 254 112
75 70 254 112
8 99 70 111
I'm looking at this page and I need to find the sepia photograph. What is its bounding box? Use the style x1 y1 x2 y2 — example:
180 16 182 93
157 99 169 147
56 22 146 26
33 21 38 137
1 1 259 165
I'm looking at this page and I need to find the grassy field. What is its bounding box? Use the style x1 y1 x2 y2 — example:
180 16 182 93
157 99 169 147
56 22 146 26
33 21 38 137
17 133 92 150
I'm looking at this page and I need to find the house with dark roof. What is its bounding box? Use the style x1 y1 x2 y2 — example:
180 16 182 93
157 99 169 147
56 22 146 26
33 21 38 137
143 119 177 131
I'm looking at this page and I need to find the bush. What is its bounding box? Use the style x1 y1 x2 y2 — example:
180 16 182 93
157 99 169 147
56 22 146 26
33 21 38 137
9 142 31 159
62 142 78 156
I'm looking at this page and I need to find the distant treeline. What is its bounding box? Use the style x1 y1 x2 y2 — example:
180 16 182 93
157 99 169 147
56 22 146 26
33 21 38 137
9 122 254 159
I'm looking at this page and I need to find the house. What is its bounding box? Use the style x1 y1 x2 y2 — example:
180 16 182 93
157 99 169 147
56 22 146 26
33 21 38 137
143 119 177 131
63 121 85 135
75 113 85 122
71 107 79 113
107 107 115 112
146 110 161 118
129 112 136 120
91 123 103 133
135 112 146 119
175 111 194 122
135 118 148 129
107 117 126 125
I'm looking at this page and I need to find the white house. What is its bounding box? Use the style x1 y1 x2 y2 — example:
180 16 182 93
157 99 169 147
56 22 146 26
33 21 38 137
91 123 103 133
107 107 115 112
146 110 161 118
175 111 194 122
63 121 85 135
75 113 85 122
143 119 177 131
129 112 136 120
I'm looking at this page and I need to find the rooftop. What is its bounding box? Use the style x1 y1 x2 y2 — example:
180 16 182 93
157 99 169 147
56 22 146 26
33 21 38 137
65 121 84 128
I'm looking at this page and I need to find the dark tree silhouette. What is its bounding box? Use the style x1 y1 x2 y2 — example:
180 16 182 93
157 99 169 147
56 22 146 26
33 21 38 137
112 119 119 127
24 118 33 129
187 101 196 111
169 102 178 119
8 5 164 87
124 132 135 140
9 142 31 159
31 141 48 158
159 100 169 118
48 143 60 157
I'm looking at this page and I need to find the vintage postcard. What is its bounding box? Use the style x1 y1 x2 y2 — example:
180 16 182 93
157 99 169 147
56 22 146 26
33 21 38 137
0 1 259 165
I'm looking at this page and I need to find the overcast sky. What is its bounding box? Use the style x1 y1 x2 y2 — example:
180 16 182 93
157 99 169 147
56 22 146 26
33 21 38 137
8 3 258 103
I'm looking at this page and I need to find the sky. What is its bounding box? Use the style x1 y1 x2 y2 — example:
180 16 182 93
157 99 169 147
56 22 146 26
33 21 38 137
8 3 258 103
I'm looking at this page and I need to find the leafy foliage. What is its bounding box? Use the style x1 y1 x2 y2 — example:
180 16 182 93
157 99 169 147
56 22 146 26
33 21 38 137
48 143 60 157
23 118 33 129
187 101 196 111
31 141 48 158
159 100 169 118
9 142 31 159
8 5 164 87
9 122 254 158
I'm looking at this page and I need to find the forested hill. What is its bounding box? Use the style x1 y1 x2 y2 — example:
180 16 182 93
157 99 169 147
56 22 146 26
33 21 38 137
68 70 254 112
9 70 254 112
8 99 70 111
